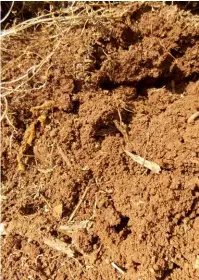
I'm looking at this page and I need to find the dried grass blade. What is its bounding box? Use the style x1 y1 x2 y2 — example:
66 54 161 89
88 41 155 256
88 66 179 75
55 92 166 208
124 150 161 174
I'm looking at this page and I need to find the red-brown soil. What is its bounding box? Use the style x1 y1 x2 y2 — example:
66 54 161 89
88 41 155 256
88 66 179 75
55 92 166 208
1 2 199 280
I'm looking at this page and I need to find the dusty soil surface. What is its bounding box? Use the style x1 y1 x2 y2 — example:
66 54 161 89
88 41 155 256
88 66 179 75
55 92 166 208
1 2 199 280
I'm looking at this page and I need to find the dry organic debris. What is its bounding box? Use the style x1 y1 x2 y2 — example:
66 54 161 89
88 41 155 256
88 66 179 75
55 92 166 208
124 149 161 174
2 1 199 280
57 146 72 167
17 100 55 171
0 223 6 236
114 119 129 143
194 255 199 270
30 100 55 112
58 220 93 235
44 237 74 258
187 111 199 124
68 186 90 222
37 167 54 174
17 115 46 171
111 262 126 275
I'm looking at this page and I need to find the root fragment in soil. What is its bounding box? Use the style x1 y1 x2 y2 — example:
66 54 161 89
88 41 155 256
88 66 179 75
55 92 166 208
30 100 55 112
0 96 16 130
17 100 55 171
17 114 47 171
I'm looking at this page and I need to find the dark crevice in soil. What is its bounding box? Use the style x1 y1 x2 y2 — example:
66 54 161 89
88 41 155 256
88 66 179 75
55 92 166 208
191 185 199 196
71 100 80 114
93 108 126 141
133 260 141 271
62 236 72 244
93 123 118 141
99 76 118 90
114 216 130 233
19 202 44 215
177 197 199 226
130 4 152 22
91 44 107 70
99 70 198 96
120 28 142 50
170 35 199 58
36 268 51 280
50 230 59 238
161 262 180 280
93 107 133 142
73 79 83 93
91 235 100 247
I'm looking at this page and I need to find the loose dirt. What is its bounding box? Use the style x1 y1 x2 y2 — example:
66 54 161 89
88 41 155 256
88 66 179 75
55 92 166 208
1 2 199 280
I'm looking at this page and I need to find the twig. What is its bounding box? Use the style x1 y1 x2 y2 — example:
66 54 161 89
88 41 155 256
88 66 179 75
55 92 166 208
68 186 90 222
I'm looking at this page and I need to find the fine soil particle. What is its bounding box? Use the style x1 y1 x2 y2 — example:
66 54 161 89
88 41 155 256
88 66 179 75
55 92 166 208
1 2 199 280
